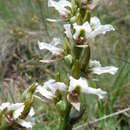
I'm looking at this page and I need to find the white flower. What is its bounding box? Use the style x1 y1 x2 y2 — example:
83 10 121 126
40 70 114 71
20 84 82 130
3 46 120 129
0 103 25 119
72 16 115 40
89 16 115 38
48 0 71 16
89 60 118 75
0 103 35 128
73 22 92 40
69 76 107 99
36 79 67 101
38 38 64 56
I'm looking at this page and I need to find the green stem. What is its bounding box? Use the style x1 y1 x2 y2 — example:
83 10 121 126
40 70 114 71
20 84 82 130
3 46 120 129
59 101 72 130
37 1 50 40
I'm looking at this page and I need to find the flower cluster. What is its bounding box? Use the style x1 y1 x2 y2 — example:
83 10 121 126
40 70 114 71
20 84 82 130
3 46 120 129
0 0 119 129
36 0 118 113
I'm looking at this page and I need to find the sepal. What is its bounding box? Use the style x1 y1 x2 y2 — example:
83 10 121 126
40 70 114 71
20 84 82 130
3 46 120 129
71 60 81 79
22 83 38 100
19 96 34 119
64 37 71 55
80 46 90 73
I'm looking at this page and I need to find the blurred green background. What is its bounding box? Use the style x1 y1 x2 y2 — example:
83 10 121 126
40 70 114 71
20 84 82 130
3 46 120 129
0 0 129 129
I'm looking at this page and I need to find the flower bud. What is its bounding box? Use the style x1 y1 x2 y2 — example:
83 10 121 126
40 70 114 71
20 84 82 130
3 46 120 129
64 55 73 67
56 100 66 115
70 16 77 23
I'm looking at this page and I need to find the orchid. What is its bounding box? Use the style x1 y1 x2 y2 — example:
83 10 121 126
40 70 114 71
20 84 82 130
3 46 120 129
73 22 92 41
69 76 107 99
0 103 35 129
35 79 67 102
0 102 25 119
68 16 115 41
67 76 107 111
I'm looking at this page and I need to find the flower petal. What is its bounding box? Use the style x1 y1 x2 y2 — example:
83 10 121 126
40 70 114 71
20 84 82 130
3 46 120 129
89 24 115 38
17 119 32 128
69 76 89 92
89 16 115 38
40 60 57 64
64 24 72 40
28 107 35 117
90 16 101 28
44 79 67 94
76 44 88 48
36 85 56 100
7 103 25 119
47 18 64 23
38 40 63 55
0 102 10 111
48 0 71 15
89 60 101 68
82 86 107 99
50 38 62 46
89 60 118 75
67 95 80 111
12 104 25 119
92 66 118 75
34 95 53 103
